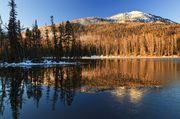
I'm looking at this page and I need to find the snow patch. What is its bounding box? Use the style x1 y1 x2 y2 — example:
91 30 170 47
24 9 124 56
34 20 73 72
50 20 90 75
74 10 176 25
0 60 78 68
108 11 153 23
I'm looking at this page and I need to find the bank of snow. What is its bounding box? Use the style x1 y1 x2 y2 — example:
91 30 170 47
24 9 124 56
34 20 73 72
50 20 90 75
0 60 78 68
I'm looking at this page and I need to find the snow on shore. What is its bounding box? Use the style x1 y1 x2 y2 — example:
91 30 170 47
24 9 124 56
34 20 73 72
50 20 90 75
0 60 78 68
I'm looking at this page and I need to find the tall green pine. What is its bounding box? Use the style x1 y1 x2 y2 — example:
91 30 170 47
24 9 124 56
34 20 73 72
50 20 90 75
8 0 22 62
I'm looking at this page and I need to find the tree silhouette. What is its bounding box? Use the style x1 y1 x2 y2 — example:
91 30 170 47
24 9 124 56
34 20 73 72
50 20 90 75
51 16 58 61
31 20 41 61
45 26 52 57
58 24 64 59
64 21 73 57
0 16 5 61
8 0 22 62
24 28 32 59
0 16 3 38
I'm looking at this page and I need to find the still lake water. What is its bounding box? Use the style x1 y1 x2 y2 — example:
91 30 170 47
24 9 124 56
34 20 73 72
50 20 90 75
0 59 180 119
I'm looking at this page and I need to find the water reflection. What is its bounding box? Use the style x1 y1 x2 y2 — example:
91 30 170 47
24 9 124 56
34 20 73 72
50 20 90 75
111 87 148 104
0 59 180 119
0 66 82 119
81 59 179 90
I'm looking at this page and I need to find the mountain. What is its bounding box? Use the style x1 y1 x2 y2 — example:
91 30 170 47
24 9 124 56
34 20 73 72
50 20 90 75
34 11 180 58
108 11 176 24
71 11 177 25
71 17 112 25
36 10 178 41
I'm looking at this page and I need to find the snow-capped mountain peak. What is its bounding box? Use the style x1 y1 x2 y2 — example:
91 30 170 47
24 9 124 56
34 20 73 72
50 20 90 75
71 11 177 25
108 11 176 23
109 11 149 20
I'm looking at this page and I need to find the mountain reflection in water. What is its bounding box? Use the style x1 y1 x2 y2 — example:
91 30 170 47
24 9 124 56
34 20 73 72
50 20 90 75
0 59 180 119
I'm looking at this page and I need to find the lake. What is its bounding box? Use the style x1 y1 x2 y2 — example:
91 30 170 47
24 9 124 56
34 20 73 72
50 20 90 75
0 59 180 119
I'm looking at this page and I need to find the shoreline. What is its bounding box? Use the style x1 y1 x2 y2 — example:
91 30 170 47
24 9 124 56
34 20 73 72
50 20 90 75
82 55 180 59
0 56 180 68
0 60 78 68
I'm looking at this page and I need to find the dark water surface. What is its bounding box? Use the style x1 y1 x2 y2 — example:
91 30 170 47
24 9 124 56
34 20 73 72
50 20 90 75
0 59 180 119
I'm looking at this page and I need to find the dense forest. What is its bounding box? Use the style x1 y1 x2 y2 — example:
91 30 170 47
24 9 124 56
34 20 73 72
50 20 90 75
0 0 82 63
73 23 180 56
0 0 180 63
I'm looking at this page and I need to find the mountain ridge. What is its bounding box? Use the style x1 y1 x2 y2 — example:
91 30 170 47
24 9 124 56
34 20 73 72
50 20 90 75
71 11 177 25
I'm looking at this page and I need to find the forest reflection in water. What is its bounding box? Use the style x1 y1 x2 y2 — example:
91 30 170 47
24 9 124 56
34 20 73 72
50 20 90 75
82 59 179 89
0 59 180 119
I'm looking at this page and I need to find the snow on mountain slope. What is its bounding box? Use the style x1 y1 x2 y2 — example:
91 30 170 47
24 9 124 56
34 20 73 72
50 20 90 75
108 11 151 23
108 11 176 24
72 11 177 25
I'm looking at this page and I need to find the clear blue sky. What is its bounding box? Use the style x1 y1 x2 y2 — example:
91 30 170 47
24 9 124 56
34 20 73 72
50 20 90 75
0 0 180 27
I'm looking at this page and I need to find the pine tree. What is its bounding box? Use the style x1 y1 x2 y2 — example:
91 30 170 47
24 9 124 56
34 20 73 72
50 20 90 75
31 20 41 61
25 28 31 47
17 20 22 41
24 28 32 59
0 16 3 38
50 16 58 61
32 20 41 47
45 28 50 48
0 16 4 61
64 21 73 58
8 0 22 62
17 20 24 59
76 39 82 58
45 27 51 57
70 33 76 58
58 24 64 59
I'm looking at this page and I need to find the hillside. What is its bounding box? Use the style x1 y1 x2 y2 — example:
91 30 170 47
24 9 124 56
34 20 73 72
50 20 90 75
74 23 180 56
30 11 180 57
37 21 180 56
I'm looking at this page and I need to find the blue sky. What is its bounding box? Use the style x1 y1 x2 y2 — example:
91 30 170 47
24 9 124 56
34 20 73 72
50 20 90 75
0 0 180 27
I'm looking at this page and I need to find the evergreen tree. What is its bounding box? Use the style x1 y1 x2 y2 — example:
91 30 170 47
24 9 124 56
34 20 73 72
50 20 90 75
45 28 50 48
50 16 58 60
17 20 22 41
25 28 32 48
0 16 4 44
64 21 81 59
0 16 5 61
45 27 51 57
8 0 22 62
70 33 76 58
58 24 64 59
64 21 73 58
0 16 3 38
76 39 82 58
24 28 32 59
31 20 41 61
17 20 24 59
